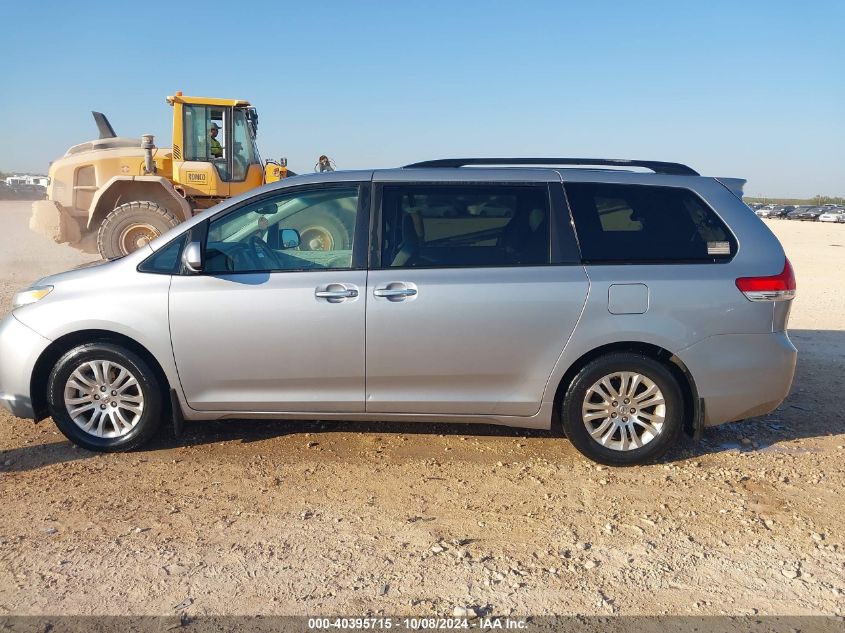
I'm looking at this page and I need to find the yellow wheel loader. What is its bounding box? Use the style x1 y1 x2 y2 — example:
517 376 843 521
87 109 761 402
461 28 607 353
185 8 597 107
30 93 293 259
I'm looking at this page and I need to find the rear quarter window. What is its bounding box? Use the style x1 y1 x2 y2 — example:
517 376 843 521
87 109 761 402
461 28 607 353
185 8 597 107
565 182 735 263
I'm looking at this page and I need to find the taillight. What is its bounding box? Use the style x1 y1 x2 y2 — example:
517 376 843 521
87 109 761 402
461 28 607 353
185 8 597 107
735 259 796 302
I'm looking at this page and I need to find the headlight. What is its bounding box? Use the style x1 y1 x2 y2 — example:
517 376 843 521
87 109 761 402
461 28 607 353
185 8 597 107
12 285 53 309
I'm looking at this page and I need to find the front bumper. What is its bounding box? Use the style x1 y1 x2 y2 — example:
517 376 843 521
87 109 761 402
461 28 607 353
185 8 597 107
677 332 797 426
0 314 52 419
30 200 82 244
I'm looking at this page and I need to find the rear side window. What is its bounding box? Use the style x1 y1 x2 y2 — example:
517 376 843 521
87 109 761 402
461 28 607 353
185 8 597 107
380 185 551 268
565 183 735 263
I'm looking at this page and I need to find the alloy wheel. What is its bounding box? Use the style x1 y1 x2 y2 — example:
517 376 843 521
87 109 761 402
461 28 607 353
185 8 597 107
63 360 144 438
581 371 666 451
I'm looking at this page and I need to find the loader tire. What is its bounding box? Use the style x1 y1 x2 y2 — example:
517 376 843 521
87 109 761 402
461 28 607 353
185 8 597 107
288 209 352 252
97 201 181 260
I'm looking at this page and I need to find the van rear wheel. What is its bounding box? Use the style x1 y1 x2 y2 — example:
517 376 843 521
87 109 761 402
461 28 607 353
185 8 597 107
561 353 684 466
97 201 180 259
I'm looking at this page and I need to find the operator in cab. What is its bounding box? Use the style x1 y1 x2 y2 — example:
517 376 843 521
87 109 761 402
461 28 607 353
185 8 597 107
209 122 223 158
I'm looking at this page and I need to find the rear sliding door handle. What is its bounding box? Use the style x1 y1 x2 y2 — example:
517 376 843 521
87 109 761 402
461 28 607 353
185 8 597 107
374 288 417 298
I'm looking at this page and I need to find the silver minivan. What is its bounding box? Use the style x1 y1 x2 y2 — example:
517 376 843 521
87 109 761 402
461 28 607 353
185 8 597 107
0 159 797 465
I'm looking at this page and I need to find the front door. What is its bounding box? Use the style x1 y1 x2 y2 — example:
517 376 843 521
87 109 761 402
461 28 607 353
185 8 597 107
169 183 367 412
366 182 589 417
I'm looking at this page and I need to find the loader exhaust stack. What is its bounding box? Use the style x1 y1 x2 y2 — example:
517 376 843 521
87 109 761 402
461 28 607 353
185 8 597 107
141 134 156 175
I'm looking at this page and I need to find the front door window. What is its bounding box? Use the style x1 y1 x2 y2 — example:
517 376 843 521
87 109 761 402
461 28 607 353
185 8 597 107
205 186 360 273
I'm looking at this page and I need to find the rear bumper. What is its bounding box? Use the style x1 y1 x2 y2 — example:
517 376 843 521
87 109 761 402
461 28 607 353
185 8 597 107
677 332 797 426
0 314 52 419
30 200 82 244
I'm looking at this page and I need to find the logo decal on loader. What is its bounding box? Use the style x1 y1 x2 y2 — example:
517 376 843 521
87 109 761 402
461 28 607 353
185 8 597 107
187 172 207 183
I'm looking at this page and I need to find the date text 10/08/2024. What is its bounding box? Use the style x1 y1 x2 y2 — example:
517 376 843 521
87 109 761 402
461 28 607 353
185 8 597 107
307 617 529 630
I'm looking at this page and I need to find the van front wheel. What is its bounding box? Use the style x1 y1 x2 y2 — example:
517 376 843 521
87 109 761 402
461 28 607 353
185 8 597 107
46 342 163 452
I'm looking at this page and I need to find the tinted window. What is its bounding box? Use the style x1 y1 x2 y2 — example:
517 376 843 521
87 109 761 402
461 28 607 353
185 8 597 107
380 185 551 268
565 183 735 263
138 235 186 274
205 186 359 273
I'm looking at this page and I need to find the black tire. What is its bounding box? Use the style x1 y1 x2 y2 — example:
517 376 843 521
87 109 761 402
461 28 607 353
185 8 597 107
287 209 352 251
561 353 684 466
97 201 181 259
46 343 163 452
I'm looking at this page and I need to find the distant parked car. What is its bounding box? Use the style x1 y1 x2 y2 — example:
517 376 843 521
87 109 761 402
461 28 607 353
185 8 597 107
11 184 47 200
819 209 845 223
757 206 790 219
787 206 824 221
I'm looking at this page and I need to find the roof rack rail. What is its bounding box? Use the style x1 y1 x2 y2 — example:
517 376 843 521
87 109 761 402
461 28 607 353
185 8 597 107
403 158 699 176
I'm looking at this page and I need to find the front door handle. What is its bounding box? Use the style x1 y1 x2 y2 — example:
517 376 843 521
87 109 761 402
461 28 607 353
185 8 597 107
373 288 417 298
315 283 359 303
316 289 359 299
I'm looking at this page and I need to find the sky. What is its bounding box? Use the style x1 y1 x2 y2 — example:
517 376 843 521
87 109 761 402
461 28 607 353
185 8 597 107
1 0 843 197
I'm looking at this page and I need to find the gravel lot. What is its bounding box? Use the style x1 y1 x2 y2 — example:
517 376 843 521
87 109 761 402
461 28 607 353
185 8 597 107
0 200 842 616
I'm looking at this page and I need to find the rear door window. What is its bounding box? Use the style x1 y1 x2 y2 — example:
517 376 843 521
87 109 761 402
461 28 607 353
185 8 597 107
564 183 735 263
379 184 552 268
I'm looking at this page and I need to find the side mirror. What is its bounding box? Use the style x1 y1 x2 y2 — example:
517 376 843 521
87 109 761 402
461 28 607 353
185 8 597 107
182 241 203 273
279 157 288 168
280 228 300 249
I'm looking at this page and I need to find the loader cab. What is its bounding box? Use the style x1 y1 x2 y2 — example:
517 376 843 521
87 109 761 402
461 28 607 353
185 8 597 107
168 93 264 200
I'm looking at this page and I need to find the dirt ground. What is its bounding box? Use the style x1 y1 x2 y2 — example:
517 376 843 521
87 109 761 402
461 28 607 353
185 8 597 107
0 200 842 617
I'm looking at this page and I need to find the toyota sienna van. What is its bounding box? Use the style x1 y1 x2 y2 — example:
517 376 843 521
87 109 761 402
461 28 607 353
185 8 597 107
0 158 797 465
